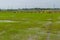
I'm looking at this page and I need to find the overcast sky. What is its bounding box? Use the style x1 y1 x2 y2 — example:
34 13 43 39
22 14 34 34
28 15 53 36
0 0 60 9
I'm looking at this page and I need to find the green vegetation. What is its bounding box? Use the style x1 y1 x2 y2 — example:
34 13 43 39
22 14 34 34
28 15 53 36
0 10 60 40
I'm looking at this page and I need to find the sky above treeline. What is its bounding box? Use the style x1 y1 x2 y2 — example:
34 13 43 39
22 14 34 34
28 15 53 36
0 0 60 9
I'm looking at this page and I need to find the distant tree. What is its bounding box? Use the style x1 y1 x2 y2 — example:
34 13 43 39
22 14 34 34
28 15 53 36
0 9 2 11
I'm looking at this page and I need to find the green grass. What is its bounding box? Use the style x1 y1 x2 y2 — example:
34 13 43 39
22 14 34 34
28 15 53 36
0 11 60 40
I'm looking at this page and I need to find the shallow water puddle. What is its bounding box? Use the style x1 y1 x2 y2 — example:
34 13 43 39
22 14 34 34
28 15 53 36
0 20 17 23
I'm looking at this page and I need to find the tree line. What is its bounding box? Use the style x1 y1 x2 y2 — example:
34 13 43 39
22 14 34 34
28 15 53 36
0 8 60 11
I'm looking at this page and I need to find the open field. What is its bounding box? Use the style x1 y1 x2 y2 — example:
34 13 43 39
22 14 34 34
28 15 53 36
0 10 60 40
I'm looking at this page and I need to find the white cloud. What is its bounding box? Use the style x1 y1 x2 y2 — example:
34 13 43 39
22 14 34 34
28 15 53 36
0 0 59 9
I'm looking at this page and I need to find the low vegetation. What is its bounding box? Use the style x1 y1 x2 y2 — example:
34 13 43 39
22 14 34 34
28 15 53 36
0 10 60 40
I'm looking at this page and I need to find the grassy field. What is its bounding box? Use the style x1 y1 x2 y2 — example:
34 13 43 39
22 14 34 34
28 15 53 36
0 10 60 40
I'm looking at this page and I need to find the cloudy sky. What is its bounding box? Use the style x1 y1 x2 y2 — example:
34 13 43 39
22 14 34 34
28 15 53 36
0 0 60 9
